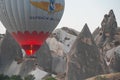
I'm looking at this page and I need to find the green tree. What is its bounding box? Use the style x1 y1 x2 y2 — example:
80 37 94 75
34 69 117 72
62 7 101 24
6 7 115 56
0 74 10 80
0 74 5 80
43 76 56 80
24 74 35 80
95 75 107 80
10 75 23 80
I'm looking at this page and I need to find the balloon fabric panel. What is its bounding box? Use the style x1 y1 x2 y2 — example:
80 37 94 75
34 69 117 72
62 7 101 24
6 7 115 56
0 0 64 56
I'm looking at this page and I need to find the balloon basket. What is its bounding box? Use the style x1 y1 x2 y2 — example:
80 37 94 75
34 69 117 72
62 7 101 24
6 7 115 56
23 56 37 61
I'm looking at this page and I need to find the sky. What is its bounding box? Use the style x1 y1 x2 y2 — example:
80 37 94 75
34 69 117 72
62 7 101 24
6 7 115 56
0 0 120 34
57 0 120 32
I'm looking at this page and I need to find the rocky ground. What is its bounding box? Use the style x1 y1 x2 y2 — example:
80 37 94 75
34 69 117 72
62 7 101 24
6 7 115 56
86 72 120 80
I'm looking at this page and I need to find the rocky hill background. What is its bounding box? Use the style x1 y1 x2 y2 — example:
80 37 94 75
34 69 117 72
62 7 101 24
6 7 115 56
0 9 120 80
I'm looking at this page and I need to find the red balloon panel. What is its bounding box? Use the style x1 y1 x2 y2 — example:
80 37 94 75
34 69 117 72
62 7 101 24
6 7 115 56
12 31 50 56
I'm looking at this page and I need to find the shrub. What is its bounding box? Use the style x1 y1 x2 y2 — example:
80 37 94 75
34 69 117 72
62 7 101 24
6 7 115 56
95 75 107 80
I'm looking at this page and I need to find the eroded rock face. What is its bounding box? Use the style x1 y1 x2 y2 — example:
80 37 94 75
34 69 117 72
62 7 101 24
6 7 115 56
19 60 35 76
0 9 120 80
66 24 107 80
106 46 120 72
51 54 66 74
94 10 118 49
114 46 120 72
46 28 78 74
114 27 120 42
93 10 120 73
61 27 79 36
0 31 22 74
92 27 100 39
13 42 52 77
101 10 117 40
0 28 78 77
0 31 52 76
36 42 52 73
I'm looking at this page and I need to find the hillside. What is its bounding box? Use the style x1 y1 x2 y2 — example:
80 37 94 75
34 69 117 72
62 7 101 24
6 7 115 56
0 9 120 80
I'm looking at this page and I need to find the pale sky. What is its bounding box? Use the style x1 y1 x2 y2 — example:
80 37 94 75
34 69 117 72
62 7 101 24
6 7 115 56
0 0 120 34
57 0 120 32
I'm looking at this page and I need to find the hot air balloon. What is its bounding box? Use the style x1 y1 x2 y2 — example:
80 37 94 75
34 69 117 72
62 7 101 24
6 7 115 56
0 0 64 56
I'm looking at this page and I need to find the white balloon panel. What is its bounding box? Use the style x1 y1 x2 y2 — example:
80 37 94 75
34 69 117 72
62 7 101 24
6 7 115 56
0 0 64 33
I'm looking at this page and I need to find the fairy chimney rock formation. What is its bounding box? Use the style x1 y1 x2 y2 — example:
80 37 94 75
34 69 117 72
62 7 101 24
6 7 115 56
101 10 117 39
66 24 106 80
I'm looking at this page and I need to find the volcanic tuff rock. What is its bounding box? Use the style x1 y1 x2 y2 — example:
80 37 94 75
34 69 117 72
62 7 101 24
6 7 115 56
94 10 118 47
19 41 52 76
114 27 120 41
93 9 120 73
51 28 77 53
46 27 77 74
0 31 22 74
92 27 100 39
61 27 79 36
101 10 117 40
66 24 107 80
114 46 120 72
0 27 78 78
0 31 52 77
94 11 114 58
105 46 120 72
35 41 52 73
0 9 120 80
0 34 4 51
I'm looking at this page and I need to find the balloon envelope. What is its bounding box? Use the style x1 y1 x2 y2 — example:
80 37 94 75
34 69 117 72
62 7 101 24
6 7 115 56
0 0 64 56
